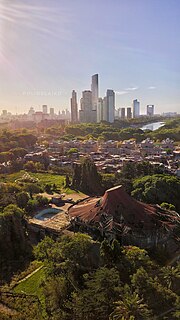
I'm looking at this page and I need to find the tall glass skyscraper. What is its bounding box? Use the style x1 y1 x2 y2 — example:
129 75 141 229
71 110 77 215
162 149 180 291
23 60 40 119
133 99 140 118
107 89 115 123
91 74 99 122
71 90 78 123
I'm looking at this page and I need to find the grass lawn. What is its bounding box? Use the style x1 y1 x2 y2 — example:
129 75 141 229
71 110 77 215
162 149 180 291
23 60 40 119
0 170 64 188
0 170 79 194
13 267 45 296
13 267 47 318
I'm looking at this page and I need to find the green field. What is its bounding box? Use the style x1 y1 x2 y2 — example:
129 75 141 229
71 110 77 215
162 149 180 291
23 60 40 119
0 170 64 187
0 170 78 194
13 267 47 318
13 267 45 296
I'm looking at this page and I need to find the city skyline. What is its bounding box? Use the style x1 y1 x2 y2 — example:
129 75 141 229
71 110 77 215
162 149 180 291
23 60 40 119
0 0 180 114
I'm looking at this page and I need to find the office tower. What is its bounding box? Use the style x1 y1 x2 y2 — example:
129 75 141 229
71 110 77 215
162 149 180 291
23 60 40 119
80 90 93 123
127 107 132 119
133 99 140 118
97 98 103 122
147 105 154 116
91 74 98 110
42 105 48 114
121 107 125 119
106 89 115 123
70 90 78 123
50 107 54 115
115 109 119 118
91 74 98 122
102 96 107 121
50 108 54 119
117 108 121 118
65 109 71 120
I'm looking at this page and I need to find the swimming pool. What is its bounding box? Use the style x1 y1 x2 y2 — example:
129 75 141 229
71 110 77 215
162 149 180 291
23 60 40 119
34 208 62 221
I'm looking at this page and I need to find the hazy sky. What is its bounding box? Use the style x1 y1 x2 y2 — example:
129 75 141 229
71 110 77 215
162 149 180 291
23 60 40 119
0 0 180 114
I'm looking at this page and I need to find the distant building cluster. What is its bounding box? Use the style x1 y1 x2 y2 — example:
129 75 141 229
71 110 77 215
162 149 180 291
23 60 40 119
70 74 157 124
27 105 70 123
0 73 179 125
0 106 71 126
71 74 116 123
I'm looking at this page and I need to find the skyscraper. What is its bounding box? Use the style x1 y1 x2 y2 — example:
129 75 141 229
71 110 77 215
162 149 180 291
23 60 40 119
91 74 98 122
50 108 54 119
133 99 140 118
102 96 108 121
106 89 115 123
71 90 78 123
79 90 93 123
121 107 125 119
147 105 154 116
97 98 103 123
42 105 48 114
127 107 132 119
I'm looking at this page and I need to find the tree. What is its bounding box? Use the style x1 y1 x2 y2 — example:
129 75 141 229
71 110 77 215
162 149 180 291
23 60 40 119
23 161 37 172
132 174 180 212
73 267 121 320
36 195 49 207
65 175 70 188
110 285 152 320
16 191 30 209
0 151 14 163
100 239 122 267
160 265 180 291
72 157 103 194
67 147 78 155
45 183 53 194
10 147 27 159
34 236 55 261
131 267 178 317
24 183 42 198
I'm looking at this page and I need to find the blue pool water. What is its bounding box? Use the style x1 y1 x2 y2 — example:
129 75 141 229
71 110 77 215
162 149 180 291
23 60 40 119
35 208 62 221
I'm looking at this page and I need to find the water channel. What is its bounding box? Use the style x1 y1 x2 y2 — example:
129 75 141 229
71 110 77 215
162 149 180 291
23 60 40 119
140 121 165 131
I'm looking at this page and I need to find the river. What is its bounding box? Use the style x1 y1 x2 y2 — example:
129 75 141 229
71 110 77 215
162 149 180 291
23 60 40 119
140 121 165 131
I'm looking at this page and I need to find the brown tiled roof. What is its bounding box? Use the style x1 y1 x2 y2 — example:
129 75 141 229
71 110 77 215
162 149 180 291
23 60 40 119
68 185 179 232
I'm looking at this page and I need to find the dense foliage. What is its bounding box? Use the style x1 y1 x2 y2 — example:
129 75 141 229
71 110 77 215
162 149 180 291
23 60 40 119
0 129 37 154
0 205 32 283
72 157 103 194
131 174 180 212
32 234 180 320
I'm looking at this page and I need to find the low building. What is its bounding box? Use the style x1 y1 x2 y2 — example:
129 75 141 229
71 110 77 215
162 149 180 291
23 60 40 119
68 185 179 253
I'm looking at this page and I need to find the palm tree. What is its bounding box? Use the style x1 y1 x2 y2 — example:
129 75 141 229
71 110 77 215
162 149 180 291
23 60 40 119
109 286 152 320
161 266 180 290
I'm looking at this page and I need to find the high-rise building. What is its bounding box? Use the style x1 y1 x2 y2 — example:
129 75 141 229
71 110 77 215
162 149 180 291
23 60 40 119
133 99 140 118
97 98 103 123
70 90 78 123
106 89 115 123
102 97 107 121
147 105 154 116
80 90 93 123
127 107 132 119
91 74 99 122
121 107 125 119
50 108 55 119
91 74 98 110
42 105 48 114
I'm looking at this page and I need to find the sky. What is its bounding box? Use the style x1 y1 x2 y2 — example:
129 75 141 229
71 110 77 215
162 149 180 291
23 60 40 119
0 0 180 115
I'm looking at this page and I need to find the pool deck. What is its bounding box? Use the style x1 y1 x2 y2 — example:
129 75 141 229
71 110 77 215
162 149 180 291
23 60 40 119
28 193 88 233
